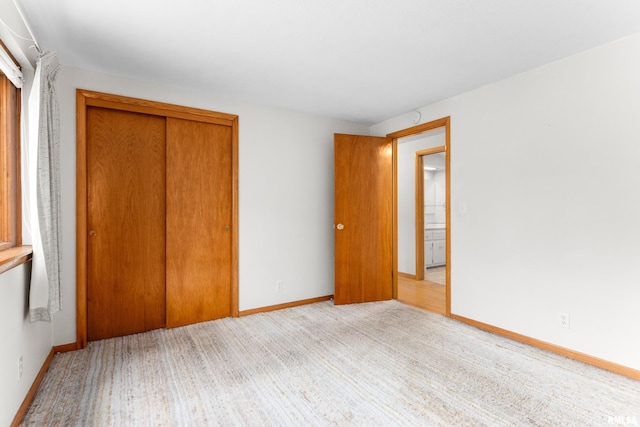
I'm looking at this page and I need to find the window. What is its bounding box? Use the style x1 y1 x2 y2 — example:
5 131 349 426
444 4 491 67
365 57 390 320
0 70 21 252
0 40 30 276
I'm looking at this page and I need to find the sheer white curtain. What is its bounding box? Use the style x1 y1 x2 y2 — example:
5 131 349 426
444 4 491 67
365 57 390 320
28 51 62 323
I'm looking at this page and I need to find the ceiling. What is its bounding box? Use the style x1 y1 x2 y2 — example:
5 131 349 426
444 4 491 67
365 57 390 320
14 0 640 124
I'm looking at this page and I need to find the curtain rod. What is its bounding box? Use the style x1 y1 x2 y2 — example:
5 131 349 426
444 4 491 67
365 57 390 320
12 0 41 54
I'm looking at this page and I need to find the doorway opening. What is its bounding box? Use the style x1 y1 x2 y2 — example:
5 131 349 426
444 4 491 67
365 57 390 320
388 117 450 316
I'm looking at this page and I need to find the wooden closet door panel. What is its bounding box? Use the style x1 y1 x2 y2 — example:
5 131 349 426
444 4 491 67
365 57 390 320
166 118 232 327
87 107 166 341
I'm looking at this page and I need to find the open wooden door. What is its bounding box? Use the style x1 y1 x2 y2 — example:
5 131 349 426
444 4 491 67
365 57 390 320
334 134 393 304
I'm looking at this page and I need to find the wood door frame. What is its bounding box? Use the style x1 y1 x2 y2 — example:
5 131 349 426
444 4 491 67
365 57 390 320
76 89 239 348
388 116 451 316
415 146 446 281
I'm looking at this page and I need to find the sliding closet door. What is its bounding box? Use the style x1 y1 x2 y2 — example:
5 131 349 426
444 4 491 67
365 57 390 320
86 107 166 341
166 118 233 328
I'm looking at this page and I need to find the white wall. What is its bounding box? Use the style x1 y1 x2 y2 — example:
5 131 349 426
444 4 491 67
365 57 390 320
397 130 445 274
0 263 52 427
372 33 640 371
52 66 369 346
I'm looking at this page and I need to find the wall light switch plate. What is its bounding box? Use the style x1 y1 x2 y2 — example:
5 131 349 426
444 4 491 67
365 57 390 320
559 312 570 329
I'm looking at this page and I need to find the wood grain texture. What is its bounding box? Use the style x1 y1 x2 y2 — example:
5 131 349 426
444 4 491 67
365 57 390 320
238 296 333 317
0 245 32 275
387 117 450 140
166 118 232 327
392 139 398 299
334 134 393 304
77 90 239 344
444 120 451 316
0 76 10 249
87 107 166 340
414 146 446 281
414 155 424 280
397 272 446 315
78 89 237 126
230 117 239 317
389 116 451 316
76 91 88 348
0 75 21 250
53 342 79 353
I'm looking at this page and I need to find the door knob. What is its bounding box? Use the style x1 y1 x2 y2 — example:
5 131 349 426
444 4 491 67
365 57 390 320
89 230 97 236
224 225 231 231
336 223 345 230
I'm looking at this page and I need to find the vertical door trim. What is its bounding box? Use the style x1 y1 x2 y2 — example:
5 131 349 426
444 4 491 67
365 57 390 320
388 117 451 317
230 115 239 317
76 89 239 348
415 154 425 281
392 139 398 299
76 91 88 348
414 146 446 280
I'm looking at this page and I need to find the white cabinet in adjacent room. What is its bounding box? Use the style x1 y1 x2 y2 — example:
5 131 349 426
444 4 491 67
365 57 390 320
432 239 446 265
424 229 446 268
425 236 434 267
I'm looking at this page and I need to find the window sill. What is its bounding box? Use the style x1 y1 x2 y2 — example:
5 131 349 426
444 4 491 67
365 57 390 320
0 246 33 275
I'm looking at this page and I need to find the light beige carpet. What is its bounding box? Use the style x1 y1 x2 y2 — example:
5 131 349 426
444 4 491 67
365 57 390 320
22 301 640 426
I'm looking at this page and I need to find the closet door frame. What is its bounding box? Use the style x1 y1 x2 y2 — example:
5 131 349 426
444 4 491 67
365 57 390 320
76 89 239 349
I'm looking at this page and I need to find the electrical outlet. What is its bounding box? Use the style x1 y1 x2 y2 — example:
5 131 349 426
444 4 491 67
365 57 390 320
275 280 283 292
559 312 570 329
19 356 23 379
